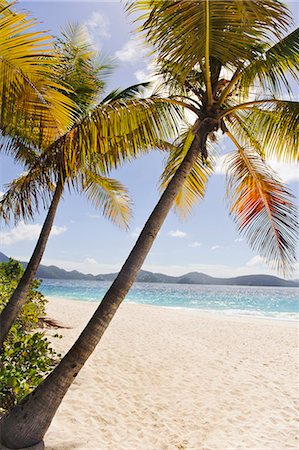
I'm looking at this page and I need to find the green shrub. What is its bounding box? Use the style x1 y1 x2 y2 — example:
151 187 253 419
0 259 60 411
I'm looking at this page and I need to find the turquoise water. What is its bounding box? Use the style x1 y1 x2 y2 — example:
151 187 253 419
41 279 299 320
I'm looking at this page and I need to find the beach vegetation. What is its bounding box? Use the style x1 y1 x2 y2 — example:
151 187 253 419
0 1 298 449
0 259 59 412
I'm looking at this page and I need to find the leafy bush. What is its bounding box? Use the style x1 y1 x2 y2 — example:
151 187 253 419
0 259 60 412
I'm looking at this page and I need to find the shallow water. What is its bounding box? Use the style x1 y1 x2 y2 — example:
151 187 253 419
41 279 299 321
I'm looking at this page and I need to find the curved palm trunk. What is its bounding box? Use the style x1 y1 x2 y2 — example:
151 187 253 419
0 179 64 348
1 118 217 450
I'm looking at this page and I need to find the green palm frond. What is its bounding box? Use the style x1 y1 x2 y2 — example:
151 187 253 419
49 97 182 177
227 101 299 163
160 129 214 218
0 3 76 145
55 23 112 113
101 82 151 103
225 143 297 276
79 171 132 229
0 170 55 224
237 27 299 99
129 0 290 81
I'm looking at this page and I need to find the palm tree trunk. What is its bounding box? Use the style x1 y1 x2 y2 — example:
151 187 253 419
0 179 64 349
0 118 217 449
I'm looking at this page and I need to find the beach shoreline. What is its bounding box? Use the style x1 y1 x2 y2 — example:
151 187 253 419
44 296 298 450
45 294 299 326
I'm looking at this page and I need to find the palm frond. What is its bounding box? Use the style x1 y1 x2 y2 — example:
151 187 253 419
227 101 299 163
101 82 151 103
129 0 291 81
225 143 298 276
55 23 112 113
49 97 182 177
237 27 299 99
160 129 214 218
0 3 76 146
0 170 54 224
79 171 132 229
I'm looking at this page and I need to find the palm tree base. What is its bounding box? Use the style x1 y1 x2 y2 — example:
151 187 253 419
0 441 44 450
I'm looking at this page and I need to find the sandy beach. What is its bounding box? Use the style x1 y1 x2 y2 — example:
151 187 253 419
44 296 299 450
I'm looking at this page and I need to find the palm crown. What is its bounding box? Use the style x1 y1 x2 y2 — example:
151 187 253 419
129 0 299 275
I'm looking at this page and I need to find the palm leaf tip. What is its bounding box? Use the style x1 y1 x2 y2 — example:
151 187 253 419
80 172 132 230
225 149 298 277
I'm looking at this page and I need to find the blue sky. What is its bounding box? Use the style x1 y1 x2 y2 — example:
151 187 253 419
0 0 298 278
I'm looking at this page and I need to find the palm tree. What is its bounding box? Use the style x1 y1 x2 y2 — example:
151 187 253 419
0 1 75 146
1 1 298 448
0 24 180 347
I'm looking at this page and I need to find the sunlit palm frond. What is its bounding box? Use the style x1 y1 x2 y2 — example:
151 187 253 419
225 144 298 276
226 114 263 157
129 0 290 81
160 129 214 218
0 3 75 145
101 82 151 103
237 27 299 99
52 97 182 177
78 171 132 229
55 23 112 113
227 101 299 163
0 170 54 224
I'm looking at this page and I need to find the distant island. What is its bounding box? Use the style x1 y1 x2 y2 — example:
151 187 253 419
0 251 298 287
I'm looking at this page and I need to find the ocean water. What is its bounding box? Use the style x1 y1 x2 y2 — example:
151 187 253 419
40 279 299 321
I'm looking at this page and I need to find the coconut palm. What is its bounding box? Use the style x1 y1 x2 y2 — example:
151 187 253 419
1 1 298 448
0 1 75 146
0 24 180 347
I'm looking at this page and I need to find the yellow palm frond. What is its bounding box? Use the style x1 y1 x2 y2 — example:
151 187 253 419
0 2 76 146
77 170 132 229
226 101 299 163
237 27 299 99
0 169 55 223
46 97 182 178
160 129 214 218
129 0 290 81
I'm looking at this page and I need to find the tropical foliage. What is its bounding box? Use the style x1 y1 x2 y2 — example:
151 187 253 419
0 1 75 146
129 0 299 275
0 21 181 347
0 259 59 412
0 2 298 449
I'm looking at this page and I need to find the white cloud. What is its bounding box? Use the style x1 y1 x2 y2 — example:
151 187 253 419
82 11 111 50
246 255 265 268
0 222 67 246
51 225 67 236
131 227 142 238
234 238 244 243
189 241 202 248
211 245 223 251
115 39 147 63
168 229 187 238
84 257 98 265
268 160 299 183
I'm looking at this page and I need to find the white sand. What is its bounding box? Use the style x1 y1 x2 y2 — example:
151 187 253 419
44 296 299 450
